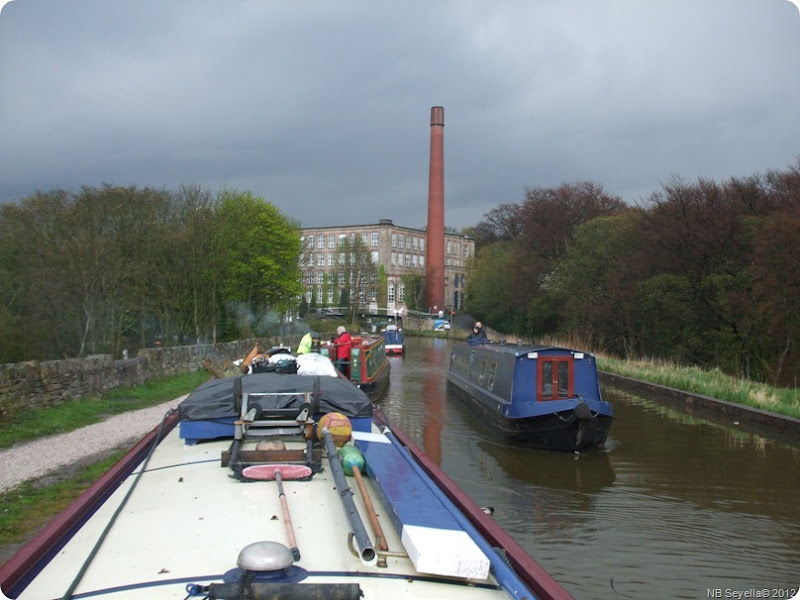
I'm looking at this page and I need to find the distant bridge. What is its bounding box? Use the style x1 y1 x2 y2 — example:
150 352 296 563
304 307 451 332
306 307 438 321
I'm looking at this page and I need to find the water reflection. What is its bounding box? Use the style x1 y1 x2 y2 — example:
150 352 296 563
608 387 800 521
381 337 800 600
479 440 616 493
422 341 447 465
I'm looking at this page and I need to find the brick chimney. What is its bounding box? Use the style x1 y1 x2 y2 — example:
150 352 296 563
425 106 445 313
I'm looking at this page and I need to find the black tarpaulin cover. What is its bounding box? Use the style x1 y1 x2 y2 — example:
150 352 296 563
179 373 373 420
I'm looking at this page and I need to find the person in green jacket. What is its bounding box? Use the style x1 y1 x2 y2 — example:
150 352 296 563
297 331 313 354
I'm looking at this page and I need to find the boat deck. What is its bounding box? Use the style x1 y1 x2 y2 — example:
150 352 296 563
14 420 532 600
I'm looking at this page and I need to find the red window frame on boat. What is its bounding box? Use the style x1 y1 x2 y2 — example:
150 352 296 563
537 356 574 401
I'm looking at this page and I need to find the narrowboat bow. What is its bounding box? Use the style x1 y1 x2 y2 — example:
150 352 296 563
447 342 613 452
0 372 574 600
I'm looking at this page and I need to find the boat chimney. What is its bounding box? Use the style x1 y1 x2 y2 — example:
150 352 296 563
425 106 445 313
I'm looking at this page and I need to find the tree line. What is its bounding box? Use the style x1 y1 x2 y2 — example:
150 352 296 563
3 162 797 387
463 161 800 388
0 185 303 363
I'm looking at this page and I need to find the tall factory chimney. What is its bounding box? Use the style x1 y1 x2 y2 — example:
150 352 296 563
425 106 445 313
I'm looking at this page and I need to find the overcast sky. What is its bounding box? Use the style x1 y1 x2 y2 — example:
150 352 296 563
1 1 798 231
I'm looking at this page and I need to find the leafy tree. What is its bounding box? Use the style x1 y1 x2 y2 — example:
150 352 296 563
0 185 174 359
550 212 644 355
0 190 73 360
749 203 800 385
636 274 700 362
640 176 770 376
464 203 524 249
297 295 309 319
400 273 425 312
377 264 388 312
516 181 627 263
68 185 173 356
0 184 309 361
166 185 223 345
470 181 627 337
320 272 331 308
214 190 302 337
465 241 518 333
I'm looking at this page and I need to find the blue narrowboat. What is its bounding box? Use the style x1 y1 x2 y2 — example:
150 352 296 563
382 323 406 356
447 342 613 452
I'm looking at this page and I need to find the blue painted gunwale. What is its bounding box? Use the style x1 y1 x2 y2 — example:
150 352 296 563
352 426 540 599
370 408 575 600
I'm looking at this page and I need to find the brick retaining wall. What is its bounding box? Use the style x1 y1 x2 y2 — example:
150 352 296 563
0 339 265 421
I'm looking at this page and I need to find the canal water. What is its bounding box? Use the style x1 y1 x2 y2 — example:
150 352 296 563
379 336 800 600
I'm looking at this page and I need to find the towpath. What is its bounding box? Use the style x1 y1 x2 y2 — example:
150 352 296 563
0 397 185 495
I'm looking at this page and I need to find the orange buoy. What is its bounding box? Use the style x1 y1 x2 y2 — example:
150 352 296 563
317 412 353 447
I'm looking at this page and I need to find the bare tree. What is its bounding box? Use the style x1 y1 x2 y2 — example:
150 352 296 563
336 236 377 323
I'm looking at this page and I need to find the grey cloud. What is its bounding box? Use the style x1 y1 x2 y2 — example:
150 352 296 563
1 0 798 229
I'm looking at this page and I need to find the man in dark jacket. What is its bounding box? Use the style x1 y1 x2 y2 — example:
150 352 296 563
467 321 488 345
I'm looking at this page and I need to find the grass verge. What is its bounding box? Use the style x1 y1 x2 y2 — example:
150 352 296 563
0 370 210 551
0 450 126 546
529 333 800 420
596 354 800 419
0 370 209 449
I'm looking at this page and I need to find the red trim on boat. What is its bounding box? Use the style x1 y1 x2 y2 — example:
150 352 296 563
372 408 574 600
0 410 180 597
537 355 575 401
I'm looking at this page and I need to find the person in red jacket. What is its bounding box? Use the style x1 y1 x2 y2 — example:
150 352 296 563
333 325 352 378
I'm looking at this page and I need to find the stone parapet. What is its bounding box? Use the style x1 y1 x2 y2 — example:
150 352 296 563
0 340 260 421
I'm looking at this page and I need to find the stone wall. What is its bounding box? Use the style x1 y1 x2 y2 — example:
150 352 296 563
0 339 261 421
402 314 429 331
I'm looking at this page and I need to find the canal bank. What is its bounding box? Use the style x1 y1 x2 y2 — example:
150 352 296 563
3 337 798 599
599 371 800 446
435 312 799 446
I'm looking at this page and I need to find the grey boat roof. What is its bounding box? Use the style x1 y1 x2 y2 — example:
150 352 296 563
455 341 594 358
179 372 374 420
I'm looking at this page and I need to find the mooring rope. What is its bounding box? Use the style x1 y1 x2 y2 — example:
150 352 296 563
62 408 175 600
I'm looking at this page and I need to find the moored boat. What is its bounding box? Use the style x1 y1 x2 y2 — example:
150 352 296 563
447 342 613 452
322 334 391 402
0 372 574 600
381 323 405 356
